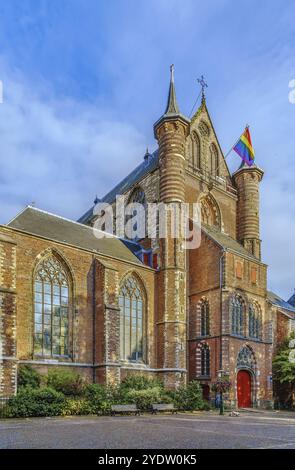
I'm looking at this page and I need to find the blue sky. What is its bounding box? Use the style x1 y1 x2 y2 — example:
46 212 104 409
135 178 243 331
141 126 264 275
0 0 294 299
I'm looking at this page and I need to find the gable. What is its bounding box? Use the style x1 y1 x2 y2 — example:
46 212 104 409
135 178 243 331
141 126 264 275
186 100 231 180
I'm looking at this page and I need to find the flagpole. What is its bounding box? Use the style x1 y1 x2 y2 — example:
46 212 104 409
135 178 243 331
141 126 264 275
214 126 247 175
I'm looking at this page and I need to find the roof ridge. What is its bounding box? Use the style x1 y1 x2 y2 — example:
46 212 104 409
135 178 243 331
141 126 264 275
10 205 121 241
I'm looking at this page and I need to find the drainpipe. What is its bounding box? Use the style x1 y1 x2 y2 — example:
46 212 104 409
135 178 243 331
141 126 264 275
219 249 226 370
92 255 96 384
219 249 226 415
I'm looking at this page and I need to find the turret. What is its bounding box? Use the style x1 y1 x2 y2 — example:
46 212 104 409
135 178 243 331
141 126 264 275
153 66 190 388
232 161 264 259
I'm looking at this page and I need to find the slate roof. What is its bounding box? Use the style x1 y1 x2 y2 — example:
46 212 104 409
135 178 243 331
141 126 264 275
267 290 295 314
287 292 295 307
78 150 159 224
201 224 259 261
6 206 143 265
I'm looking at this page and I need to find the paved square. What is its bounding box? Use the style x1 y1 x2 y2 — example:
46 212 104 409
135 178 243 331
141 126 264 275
0 411 295 449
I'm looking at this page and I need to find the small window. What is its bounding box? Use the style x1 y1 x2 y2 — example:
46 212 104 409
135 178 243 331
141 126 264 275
251 267 258 284
200 300 210 336
236 261 243 279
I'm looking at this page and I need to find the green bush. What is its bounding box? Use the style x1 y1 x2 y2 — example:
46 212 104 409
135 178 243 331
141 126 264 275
83 383 114 414
170 381 205 411
47 369 84 396
17 365 41 389
8 387 65 418
61 398 96 416
120 375 163 392
126 387 162 411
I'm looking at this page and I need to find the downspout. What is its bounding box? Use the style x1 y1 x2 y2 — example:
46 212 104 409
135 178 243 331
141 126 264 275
219 249 226 371
92 255 96 384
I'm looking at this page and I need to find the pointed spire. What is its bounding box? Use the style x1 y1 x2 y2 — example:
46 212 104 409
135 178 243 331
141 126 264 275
164 64 180 115
144 147 151 161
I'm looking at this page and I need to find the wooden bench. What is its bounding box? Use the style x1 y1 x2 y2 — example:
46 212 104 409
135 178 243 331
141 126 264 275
151 403 177 414
110 404 140 416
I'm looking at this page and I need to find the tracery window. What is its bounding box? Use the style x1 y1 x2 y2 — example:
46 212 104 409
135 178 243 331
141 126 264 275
119 276 144 362
249 303 262 340
201 344 210 376
237 345 256 370
210 143 219 176
126 187 147 239
189 132 201 169
34 256 70 356
230 296 244 336
199 194 221 228
200 300 210 336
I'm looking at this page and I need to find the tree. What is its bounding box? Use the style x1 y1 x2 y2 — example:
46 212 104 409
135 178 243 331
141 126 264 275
273 332 295 408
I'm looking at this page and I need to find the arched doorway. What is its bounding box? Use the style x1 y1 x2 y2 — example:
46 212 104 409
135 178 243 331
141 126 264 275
237 370 252 408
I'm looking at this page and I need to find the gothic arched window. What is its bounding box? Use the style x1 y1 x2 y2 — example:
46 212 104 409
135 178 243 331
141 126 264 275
230 296 244 336
34 255 70 357
201 300 210 336
210 143 219 176
201 344 210 376
126 187 147 239
189 132 201 169
199 194 221 229
249 303 262 340
119 275 144 362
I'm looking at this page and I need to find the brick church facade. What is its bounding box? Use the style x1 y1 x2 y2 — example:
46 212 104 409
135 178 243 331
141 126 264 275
1 68 294 408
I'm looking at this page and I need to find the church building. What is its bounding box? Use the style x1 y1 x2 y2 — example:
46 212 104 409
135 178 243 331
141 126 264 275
1 67 294 408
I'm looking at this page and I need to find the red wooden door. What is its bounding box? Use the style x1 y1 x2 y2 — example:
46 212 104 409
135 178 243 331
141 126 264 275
237 370 252 408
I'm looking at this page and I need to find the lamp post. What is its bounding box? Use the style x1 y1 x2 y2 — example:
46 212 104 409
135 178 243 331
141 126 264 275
218 369 224 416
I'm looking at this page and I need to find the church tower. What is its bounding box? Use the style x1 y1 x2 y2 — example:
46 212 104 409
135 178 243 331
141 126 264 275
232 161 264 259
154 66 190 387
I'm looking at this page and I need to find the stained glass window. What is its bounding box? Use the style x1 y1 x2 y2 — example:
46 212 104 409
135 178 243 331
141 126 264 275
119 276 144 362
249 303 261 340
34 256 69 357
230 296 244 336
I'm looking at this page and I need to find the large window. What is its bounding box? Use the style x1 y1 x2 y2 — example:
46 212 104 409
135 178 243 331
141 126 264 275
249 303 261 340
34 256 70 357
230 296 244 336
200 300 210 336
201 344 210 376
119 275 144 362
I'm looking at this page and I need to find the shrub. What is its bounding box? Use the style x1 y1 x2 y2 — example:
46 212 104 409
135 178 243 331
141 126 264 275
47 369 84 396
126 387 162 411
17 365 41 390
8 387 65 418
171 381 204 411
120 375 163 392
83 383 114 414
61 398 95 416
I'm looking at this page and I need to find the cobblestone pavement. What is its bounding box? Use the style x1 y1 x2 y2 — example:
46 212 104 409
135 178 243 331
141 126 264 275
0 411 295 449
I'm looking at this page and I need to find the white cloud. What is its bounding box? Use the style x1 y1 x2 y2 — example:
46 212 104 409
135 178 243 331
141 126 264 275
0 59 147 223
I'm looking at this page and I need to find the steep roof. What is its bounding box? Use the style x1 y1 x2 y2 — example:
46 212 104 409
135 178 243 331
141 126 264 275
202 224 259 261
267 290 295 314
78 150 159 224
288 292 295 307
6 206 143 266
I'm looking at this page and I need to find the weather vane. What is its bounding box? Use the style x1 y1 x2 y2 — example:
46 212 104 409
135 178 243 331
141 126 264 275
197 75 208 97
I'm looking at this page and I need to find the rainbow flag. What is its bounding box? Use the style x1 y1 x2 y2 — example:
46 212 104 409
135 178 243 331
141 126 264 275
233 127 255 166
